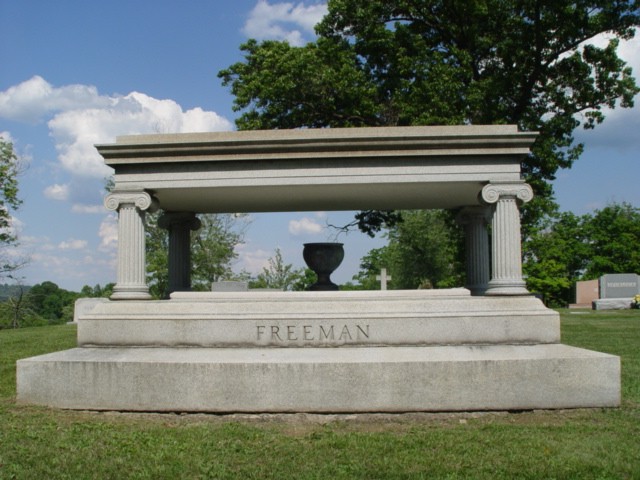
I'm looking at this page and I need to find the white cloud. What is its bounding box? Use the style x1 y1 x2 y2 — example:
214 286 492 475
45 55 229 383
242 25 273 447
43 183 70 201
71 204 105 214
98 215 118 252
20 234 52 249
288 216 323 235
1 131 15 143
58 239 88 250
0 76 233 179
0 75 111 124
235 245 271 274
48 90 233 178
9 214 24 233
31 252 68 268
243 0 327 46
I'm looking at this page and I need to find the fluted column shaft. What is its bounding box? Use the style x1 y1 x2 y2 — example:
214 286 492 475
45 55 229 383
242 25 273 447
481 182 533 296
105 191 157 300
456 207 491 295
159 212 201 294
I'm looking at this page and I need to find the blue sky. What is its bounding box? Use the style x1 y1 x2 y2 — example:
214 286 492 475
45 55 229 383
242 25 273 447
0 0 639 291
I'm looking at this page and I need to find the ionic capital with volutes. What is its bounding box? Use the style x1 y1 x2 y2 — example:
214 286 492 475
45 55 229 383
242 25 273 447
104 190 159 212
480 183 533 205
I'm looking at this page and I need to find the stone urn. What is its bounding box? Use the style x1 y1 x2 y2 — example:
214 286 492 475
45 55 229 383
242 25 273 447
303 243 344 291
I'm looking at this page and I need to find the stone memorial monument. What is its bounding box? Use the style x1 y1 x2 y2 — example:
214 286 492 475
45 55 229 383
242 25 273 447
17 126 620 412
600 273 640 298
572 279 599 308
593 273 640 310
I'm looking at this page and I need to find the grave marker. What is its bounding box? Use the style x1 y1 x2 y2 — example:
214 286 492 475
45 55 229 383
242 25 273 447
376 268 392 290
599 274 640 299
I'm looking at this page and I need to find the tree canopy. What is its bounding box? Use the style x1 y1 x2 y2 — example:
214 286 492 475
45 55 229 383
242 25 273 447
0 138 24 276
248 248 314 291
220 0 639 228
0 281 81 328
352 210 464 290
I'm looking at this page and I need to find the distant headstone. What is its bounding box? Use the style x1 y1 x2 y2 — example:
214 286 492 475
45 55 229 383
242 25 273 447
599 274 640 299
211 281 248 292
573 279 599 307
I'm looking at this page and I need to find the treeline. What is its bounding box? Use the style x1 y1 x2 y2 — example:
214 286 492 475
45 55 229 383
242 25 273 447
2 202 637 327
523 202 640 307
0 282 113 329
348 203 640 308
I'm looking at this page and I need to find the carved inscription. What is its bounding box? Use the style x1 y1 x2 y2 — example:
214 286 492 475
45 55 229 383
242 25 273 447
607 282 636 288
256 324 370 344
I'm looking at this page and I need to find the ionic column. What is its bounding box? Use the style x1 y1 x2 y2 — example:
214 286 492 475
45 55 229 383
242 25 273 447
105 191 158 300
158 212 201 294
456 206 491 295
481 182 533 295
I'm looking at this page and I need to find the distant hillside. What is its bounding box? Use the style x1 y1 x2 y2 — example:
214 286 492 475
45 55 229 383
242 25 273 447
0 284 32 302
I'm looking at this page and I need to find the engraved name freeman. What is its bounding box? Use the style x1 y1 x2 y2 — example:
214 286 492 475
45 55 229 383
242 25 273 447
257 324 370 343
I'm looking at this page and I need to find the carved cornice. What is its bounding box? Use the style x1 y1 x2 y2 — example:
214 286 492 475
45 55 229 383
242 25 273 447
481 183 533 205
104 191 158 212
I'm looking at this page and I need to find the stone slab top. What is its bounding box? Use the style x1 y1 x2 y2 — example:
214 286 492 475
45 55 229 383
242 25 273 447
98 125 537 165
98 125 537 213
20 344 615 365
170 287 473 300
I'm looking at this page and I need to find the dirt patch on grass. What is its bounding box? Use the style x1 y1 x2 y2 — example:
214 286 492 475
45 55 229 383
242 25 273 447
19 407 602 436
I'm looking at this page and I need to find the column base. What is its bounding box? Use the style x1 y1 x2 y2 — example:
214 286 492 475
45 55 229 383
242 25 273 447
485 280 530 296
110 285 153 301
466 284 488 296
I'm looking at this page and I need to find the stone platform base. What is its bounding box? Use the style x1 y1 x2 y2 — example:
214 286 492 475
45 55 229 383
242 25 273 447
17 344 619 412
16 291 620 412
593 298 633 310
77 290 560 347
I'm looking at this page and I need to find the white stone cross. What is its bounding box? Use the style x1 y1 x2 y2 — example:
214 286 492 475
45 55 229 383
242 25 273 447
376 268 392 290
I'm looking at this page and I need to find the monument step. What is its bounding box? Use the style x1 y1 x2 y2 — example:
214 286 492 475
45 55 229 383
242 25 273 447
17 344 619 412
77 290 560 347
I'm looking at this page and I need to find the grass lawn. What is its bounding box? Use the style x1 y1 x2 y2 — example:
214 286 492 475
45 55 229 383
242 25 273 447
1 310 639 479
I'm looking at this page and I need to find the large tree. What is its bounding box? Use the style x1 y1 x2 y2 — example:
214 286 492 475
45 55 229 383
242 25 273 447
191 213 249 290
523 211 591 306
220 0 639 230
352 210 464 289
0 138 24 276
583 202 640 278
0 284 34 328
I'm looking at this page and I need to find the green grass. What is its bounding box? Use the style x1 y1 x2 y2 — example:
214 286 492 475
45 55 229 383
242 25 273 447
1 312 639 479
